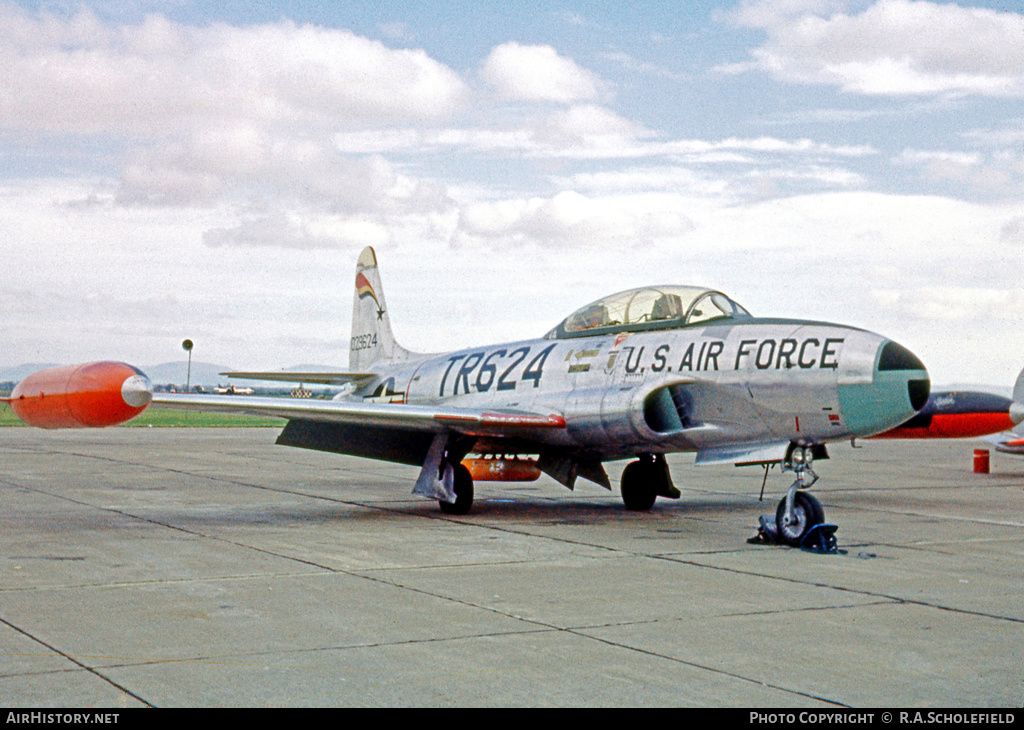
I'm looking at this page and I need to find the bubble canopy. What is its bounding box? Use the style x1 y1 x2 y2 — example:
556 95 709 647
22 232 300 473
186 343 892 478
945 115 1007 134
546 286 752 340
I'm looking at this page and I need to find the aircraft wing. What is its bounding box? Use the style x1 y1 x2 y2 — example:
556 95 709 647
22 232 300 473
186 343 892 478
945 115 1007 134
981 425 1024 455
150 392 566 435
694 441 791 466
219 371 375 386
996 437 1024 455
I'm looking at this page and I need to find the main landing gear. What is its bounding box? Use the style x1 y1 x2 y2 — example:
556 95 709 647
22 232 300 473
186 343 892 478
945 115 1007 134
438 462 474 515
774 445 825 547
620 454 681 511
413 434 476 515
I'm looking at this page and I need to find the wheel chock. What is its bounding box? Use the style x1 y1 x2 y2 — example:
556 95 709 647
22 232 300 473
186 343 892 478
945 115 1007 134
800 523 840 554
747 514 779 544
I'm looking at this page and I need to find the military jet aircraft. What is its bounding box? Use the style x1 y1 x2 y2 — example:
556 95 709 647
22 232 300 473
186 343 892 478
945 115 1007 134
5 247 930 546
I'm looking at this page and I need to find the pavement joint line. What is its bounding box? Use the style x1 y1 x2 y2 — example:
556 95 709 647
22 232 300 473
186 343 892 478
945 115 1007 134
0 615 154 707
10 465 1023 628
562 627 848 708
651 553 1024 625
5 433 1023 704
2 484 852 708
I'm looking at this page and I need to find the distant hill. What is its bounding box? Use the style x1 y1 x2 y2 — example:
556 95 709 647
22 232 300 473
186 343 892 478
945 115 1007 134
0 363 61 383
144 361 238 387
0 361 233 388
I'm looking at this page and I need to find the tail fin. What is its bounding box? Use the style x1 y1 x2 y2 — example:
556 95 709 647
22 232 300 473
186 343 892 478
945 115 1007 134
1011 366 1024 428
351 247 415 370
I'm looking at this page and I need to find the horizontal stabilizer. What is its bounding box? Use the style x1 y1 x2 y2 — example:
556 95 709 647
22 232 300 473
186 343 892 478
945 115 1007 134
220 371 376 386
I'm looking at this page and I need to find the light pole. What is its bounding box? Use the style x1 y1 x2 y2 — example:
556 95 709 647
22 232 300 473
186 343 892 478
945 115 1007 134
182 339 194 392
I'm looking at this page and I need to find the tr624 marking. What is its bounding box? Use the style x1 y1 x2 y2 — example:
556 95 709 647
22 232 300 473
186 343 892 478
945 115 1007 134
439 344 557 397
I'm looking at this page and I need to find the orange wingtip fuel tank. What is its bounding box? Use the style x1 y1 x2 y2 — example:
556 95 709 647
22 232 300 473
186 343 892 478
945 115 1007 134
7 361 153 429
463 457 542 482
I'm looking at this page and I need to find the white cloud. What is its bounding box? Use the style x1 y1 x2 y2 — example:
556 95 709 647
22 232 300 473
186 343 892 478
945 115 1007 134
895 147 1023 196
734 0 1024 97
601 51 688 82
0 8 468 136
732 0 848 28
562 166 728 199
4 175 1022 384
871 287 1024 321
530 104 654 157
896 149 982 168
334 119 875 170
115 131 453 215
481 42 602 103
203 212 389 250
454 190 696 248
1001 217 1024 243
1 4 1019 389
0 7 466 241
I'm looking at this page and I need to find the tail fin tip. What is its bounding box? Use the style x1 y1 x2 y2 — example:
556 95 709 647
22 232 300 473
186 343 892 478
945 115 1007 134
357 246 378 269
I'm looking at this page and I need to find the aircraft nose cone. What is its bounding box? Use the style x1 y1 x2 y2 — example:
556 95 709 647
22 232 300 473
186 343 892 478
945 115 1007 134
1010 401 1024 426
122 373 153 409
839 339 930 438
878 340 930 411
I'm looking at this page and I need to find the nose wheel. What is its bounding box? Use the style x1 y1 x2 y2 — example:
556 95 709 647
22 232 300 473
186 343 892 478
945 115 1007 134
775 445 825 546
775 490 824 546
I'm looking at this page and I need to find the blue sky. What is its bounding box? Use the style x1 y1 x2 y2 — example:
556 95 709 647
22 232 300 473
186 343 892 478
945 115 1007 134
2 0 1022 387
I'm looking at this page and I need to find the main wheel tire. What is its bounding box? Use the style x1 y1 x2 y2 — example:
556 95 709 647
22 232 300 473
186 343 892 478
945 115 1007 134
439 463 474 515
620 460 658 511
775 491 824 546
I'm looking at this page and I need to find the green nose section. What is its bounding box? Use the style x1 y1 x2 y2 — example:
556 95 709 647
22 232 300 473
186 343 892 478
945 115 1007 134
838 341 930 437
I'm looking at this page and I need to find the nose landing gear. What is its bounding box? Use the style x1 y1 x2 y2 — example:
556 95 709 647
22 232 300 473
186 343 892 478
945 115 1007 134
775 445 825 546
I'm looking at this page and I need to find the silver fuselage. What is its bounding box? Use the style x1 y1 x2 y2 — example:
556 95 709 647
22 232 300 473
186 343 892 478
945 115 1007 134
349 317 929 462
